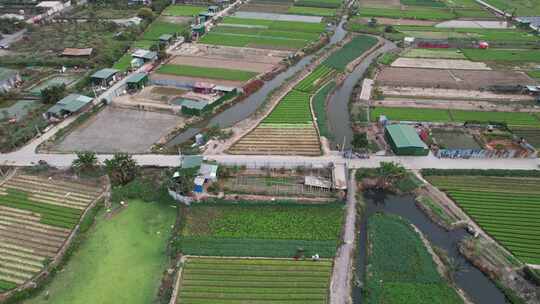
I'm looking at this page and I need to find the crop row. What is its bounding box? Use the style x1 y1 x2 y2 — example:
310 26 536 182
177 237 338 258
371 107 540 126
157 64 257 82
295 66 335 93
429 175 540 264
263 91 313 124
178 257 331 304
323 35 378 71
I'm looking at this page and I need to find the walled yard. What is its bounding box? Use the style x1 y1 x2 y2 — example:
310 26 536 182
0 173 102 292
53 107 184 153
375 67 536 90
431 128 482 149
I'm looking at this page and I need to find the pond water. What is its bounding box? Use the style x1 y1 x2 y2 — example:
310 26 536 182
353 190 508 304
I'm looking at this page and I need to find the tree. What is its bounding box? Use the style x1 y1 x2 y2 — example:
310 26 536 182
168 167 197 196
40 84 66 104
137 7 155 21
72 151 99 173
376 162 406 188
104 153 138 186
351 132 368 151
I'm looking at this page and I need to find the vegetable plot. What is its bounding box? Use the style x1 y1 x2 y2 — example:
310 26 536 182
365 214 463 304
427 175 540 265
178 257 333 304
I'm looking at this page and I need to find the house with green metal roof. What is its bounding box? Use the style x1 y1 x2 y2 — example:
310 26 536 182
45 94 93 119
384 124 429 156
159 34 174 44
175 99 209 116
126 73 148 90
91 68 119 86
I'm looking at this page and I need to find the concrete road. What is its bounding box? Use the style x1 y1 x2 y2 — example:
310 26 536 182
330 169 357 304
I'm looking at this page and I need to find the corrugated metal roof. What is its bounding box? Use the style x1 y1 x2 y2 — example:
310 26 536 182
181 155 203 168
385 124 427 149
47 94 92 115
91 68 119 79
126 73 148 84
159 34 174 41
178 99 209 110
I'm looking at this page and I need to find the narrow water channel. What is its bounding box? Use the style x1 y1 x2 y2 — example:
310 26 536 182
165 18 349 147
353 190 508 304
326 40 396 150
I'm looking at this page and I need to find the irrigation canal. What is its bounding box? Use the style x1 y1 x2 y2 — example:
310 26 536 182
165 18 349 147
353 190 508 304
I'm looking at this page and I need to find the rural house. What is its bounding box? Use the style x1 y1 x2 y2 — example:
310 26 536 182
45 94 93 120
126 73 149 91
91 68 119 87
385 124 429 156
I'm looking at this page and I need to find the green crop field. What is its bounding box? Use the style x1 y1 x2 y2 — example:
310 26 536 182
313 81 336 139
393 26 538 43
365 214 463 304
371 107 540 127
163 5 207 16
222 17 326 33
142 21 185 40
295 0 341 8
287 5 337 16
358 7 455 20
112 53 133 72
482 0 540 15
25 200 176 304
401 0 447 7
427 175 540 265
463 49 540 62
323 35 378 70
296 65 336 93
264 90 314 124
528 70 540 80
176 201 344 257
402 48 466 59
177 257 333 304
157 64 257 81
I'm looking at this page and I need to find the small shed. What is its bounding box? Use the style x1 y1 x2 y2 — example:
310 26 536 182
46 94 93 119
91 68 119 86
159 34 174 44
208 5 220 13
178 99 209 116
385 124 429 156
0 67 21 93
191 24 206 35
194 176 205 193
193 82 215 94
126 73 148 90
62 48 93 57
180 155 203 169
132 49 158 62
199 163 219 181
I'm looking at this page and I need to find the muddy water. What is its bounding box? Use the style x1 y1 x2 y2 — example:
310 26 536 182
326 39 396 150
165 18 349 147
353 190 508 304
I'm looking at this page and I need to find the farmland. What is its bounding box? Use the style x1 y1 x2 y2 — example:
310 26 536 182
482 0 540 15
0 173 102 292
296 66 336 93
323 35 378 70
463 49 540 63
163 5 207 16
511 127 540 148
313 81 336 139
365 214 463 304
264 91 314 124
176 202 344 257
370 107 540 126
296 0 342 8
199 16 325 50
24 200 176 304
426 175 540 265
357 7 456 20
402 49 466 59
287 6 337 16
156 64 257 82
177 257 333 304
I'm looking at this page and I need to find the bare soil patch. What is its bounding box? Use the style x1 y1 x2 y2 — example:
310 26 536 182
54 107 184 153
391 58 491 70
379 86 537 102
172 43 288 65
150 73 245 87
238 3 291 13
376 67 536 90
170 55 274 73
356 17 436 26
